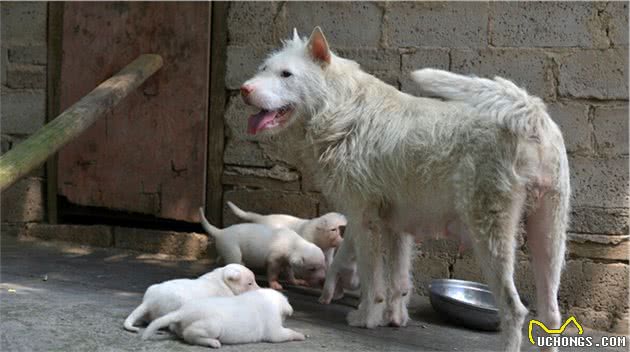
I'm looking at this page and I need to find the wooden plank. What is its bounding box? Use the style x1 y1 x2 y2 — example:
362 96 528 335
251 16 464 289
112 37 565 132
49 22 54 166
205 2 229 227
57 4 210 222
45 3 64 224
0 54 164 192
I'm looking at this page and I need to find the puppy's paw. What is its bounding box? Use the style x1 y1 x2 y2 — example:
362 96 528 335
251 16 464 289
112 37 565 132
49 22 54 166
269 281 284 291
318 293 332 305
292 332 306 341
292 279 309 287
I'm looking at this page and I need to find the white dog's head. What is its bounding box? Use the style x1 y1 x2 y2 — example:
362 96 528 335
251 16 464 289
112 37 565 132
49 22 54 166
289 241 327 287
221 263 260 294
241 27 333 135
312 212 347 249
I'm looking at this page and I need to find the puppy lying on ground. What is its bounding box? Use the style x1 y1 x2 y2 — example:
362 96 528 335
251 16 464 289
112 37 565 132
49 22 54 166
199 208 326 290
123 264 258 332
142 288 305 348
227 201 347 267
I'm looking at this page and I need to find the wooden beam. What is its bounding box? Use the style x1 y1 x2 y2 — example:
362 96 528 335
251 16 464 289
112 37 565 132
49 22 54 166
0 54 163 192
45 3 64 224
205 2 229 227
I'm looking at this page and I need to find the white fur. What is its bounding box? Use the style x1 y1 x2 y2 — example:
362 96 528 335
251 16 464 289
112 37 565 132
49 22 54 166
227 201 347 267
142 288 305 348
123 264 259 333
199 208 327 290
240 27 570 352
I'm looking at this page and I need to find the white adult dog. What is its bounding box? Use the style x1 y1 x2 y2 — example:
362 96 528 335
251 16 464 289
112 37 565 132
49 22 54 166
240 27 570 352
227 201 347 267
142 288 305 348
123 264 259 332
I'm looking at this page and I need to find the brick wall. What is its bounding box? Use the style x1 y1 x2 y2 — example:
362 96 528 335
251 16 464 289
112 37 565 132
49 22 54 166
0 3 47 225
224 2 629 332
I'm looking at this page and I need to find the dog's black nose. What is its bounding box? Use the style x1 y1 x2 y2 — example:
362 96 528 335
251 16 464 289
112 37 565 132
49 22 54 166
240 84 253 97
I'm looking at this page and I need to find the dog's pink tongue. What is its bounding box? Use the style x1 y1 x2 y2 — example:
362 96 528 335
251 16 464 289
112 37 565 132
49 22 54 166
247 110 277 135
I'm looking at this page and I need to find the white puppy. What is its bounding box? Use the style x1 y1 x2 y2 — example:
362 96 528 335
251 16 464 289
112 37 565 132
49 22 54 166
200 208 326 290
142 288 305 348
123 264 258 332
227 201 347 267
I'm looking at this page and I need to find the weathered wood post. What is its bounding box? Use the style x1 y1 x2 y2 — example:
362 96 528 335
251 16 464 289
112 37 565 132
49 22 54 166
0 54 163 192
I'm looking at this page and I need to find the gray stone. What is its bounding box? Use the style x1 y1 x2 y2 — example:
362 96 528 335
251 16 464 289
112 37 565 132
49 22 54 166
113 227 209 259
400 48 450 96
568 234 629 261
412 255 450 296
0 87 46 134
1 177 44 223
606 2 629 47
558 49 629 100
562 261 629 314
227 2 282 46
223 189 318 226
6 63 45 89
593 105 629 156
386 2 488 48
451 48 553 100
336 48 401 72
7 44 47 65
284 2 383 47
0 2 47 46
547 102 592 154
568 307 614 332
569 156 629 208
490 2 609 48
1 45 7 86
225 45 273 90
223 139 273 167
570 206 629 235
24 223 114 248
222 165 301 191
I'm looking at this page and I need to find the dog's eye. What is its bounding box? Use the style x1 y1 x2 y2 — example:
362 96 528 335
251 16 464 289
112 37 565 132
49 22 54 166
281 70 293 78
308 267 317 272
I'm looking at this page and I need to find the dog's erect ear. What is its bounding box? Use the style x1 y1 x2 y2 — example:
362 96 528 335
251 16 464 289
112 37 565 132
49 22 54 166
292 28 300 41
224 267 241 282
307 26 331 64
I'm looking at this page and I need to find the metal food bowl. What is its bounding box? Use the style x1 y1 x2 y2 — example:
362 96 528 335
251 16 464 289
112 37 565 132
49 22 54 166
428 279 500 331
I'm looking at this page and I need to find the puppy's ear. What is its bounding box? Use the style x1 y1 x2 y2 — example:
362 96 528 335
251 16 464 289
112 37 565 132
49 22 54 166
307 26 331 64
292 28 300 41
224 267 241 282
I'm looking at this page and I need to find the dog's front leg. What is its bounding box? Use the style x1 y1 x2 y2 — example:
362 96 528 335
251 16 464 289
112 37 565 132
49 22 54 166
346 213 387 328
384 232 414 327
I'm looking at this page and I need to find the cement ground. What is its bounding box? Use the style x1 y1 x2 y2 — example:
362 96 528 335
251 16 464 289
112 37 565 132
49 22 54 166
1 234 626 351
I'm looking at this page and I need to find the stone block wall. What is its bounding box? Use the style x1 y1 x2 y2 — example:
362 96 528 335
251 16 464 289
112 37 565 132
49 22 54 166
1 3 48 226
223 2 629 332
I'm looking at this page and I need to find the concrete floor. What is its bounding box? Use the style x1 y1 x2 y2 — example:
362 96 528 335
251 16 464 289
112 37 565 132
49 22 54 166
1 234 626 352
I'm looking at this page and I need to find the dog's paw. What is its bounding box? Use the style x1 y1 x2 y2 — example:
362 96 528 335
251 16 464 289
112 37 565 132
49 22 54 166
269 281 284 291
318 293 332 305
291 279 309 287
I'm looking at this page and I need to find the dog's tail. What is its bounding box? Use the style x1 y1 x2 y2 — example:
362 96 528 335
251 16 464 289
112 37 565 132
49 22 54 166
123 302 148 333
226 201 262 223
411 68 550 137
141 310 180 340
199 207 222 238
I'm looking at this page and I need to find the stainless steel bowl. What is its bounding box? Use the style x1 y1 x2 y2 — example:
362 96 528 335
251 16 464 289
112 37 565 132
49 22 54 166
428 279 500 331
